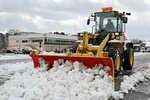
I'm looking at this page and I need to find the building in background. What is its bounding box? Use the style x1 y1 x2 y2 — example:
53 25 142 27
8 31 78 52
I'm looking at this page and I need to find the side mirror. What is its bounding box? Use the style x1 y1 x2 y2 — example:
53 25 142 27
87 18 90 25
126 12 131 15
123 17 128 23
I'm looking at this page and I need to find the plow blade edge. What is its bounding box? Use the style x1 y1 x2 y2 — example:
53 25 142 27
30 55 114 77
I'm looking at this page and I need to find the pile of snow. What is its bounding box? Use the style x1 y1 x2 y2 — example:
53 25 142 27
40 51 55 54
40 51 65 55
120 64 150 95
2 57 150 99
0 54 30 60
134 52 150 56
0 60 121 100
0 62 34 75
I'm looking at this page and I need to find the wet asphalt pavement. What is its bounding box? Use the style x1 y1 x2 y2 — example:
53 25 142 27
123 80 150 100
115 53 150 100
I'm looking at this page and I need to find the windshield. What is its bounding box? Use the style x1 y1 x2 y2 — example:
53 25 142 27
95 12 122 33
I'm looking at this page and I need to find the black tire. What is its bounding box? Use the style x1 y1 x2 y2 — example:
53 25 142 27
105 46 121 77
112 49 121 77
122 47 134 70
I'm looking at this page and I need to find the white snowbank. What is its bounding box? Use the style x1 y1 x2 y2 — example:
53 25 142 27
120 64 150 96
134 52 150 56
40 51 66 55
0 54 30 60
1 56 150 99
0 60 121 100
0 62 34 75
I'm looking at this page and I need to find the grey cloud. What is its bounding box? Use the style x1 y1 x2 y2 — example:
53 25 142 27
0 0 104 20
0 0 150 40
0 13 37 31
119 0 150 12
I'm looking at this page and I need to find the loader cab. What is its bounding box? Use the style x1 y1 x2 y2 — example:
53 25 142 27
95 11 129 33
87 7 131 33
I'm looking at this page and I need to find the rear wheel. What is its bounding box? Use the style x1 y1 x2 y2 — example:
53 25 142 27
122 47 134 70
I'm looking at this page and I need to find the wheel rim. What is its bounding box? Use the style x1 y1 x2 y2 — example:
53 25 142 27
130 50 133 65
115 54 121 71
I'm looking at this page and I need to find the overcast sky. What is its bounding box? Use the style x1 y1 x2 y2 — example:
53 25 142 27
0 0 150 40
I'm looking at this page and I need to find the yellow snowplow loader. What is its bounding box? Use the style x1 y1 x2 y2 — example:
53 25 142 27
30 7 134 79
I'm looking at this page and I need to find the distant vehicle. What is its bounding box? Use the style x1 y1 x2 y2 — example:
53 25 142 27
69 40 81 53
141 46 150 53
141 47 146 53
22 49 32 54
12 50 22 54
133 44 141 52
6 50 14 53
145 47 150 52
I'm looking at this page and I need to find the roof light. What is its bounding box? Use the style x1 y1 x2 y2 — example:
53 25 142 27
102 7 113 12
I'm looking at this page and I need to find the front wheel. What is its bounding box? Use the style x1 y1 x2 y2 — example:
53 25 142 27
112 49 121 77
122 47 134 70
106 46 121 77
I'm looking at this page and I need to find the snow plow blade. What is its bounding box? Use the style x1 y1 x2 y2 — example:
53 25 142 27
30 54 114 77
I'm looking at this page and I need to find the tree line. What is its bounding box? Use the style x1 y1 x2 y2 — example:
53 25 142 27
0 33 9 51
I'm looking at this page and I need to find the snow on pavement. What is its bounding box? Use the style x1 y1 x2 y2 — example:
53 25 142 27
120 64 150 95
0 60 121 100
0 62 33 75
40 51 66 55
134 52 150 56
0 51 64 61
0 54 30 60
